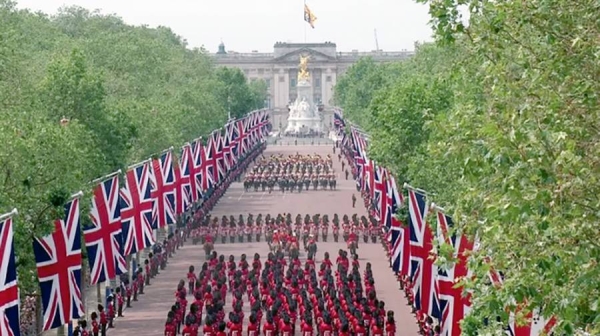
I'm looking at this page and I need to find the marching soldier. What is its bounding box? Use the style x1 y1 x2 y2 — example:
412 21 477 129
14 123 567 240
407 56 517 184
352 194 357 208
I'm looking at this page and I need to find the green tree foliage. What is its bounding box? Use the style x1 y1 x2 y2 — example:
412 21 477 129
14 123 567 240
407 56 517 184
0 1 262 292
334 1 599 333
215 67 268 118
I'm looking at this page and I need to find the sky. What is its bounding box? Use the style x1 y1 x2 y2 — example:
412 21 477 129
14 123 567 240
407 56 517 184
14 0 433 53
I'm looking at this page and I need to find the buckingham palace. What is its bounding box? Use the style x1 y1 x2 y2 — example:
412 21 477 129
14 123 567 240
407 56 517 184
211 41 413 130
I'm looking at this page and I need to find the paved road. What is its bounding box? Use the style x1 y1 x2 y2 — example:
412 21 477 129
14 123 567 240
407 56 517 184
113 145 419 335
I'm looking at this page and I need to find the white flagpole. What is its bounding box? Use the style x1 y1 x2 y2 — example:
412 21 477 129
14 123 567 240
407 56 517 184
402 182 428 195
127 158 152 170
91 169 122 185
70 191 84 199
304 0 307 42
0 208 18 221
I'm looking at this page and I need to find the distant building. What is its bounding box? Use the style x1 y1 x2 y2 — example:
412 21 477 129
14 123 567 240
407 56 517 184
212 41 413 130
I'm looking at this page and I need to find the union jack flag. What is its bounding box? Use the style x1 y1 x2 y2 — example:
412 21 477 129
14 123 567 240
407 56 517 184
364 158 375 199
482 248 558 335
407 188 441 318
84 175 127 284
121 162 156 255
0 212 20 336
202 135 218 189
433 208 474 336
351 127 368 190
233 117 249 158
333 109 346 133
150 151 177 228
222 122 236 169
206 131 225 184
247 111 258 147
387 177 409 276
33 198 84 331
506 308 557 336
175 145 192 213
190 139 207 199
256 109 270 141
373 166 388 220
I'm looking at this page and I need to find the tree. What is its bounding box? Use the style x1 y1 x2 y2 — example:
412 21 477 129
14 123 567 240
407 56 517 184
215 67 267 118
334 0 600 331
42 48 134 171
0 1 265 294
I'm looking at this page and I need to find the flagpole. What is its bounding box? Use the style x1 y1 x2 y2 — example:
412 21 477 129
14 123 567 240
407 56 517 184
145 146 175 163
70 191 84 199
430 203 445 213
0 208 18 221
402 182 428 195
127 158 152 170
91 169 122 185
304 0 307 42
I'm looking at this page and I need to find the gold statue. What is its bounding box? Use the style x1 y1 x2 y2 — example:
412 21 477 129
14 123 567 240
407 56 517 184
298 54 310 81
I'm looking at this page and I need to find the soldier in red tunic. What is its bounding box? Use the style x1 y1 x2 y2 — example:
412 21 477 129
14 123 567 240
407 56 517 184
98 304 108 336
137 266 145 295
106 295 115 328
385 312 396 336
165 315 177 336
247 314 259 336
90 312 100 336
300 316 314 336
114 287 124 317
125 278 132 307
144 259 151 285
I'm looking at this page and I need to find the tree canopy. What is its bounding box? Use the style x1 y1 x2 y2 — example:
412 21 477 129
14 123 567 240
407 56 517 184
0 0 266 291
334 1 599 334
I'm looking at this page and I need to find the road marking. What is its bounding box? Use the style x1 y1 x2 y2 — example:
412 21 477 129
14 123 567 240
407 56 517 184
237 191 245 201
260 192 266 200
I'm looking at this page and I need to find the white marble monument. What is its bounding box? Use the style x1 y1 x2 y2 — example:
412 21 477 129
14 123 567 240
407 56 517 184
285 55 322 134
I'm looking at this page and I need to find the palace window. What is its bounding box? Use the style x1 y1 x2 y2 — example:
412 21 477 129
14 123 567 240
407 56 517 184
314 78 321 87
258 68 264 74
290 78 297 88
265 79 271 88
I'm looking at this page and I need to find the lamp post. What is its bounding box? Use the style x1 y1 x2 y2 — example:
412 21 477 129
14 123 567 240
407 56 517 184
227 88 233 122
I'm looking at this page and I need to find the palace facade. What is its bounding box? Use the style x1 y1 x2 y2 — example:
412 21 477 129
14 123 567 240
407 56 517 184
211 42 413 130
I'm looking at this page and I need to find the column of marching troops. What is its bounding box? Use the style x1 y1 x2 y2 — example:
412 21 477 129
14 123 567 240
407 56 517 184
242 153 338 193
149 153 406 336
163 249 399 336
184 153 382 255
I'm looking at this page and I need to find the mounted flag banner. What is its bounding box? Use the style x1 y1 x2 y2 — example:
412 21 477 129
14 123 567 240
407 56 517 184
84 174 127 284
387 176 409 277
304 3 317 28
150 150 177 228
120 161 156 255
33 194 85 331
431 204 474 336
174 147 192 214
406 186 441 319
0 209 20 336
190 139 208 199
